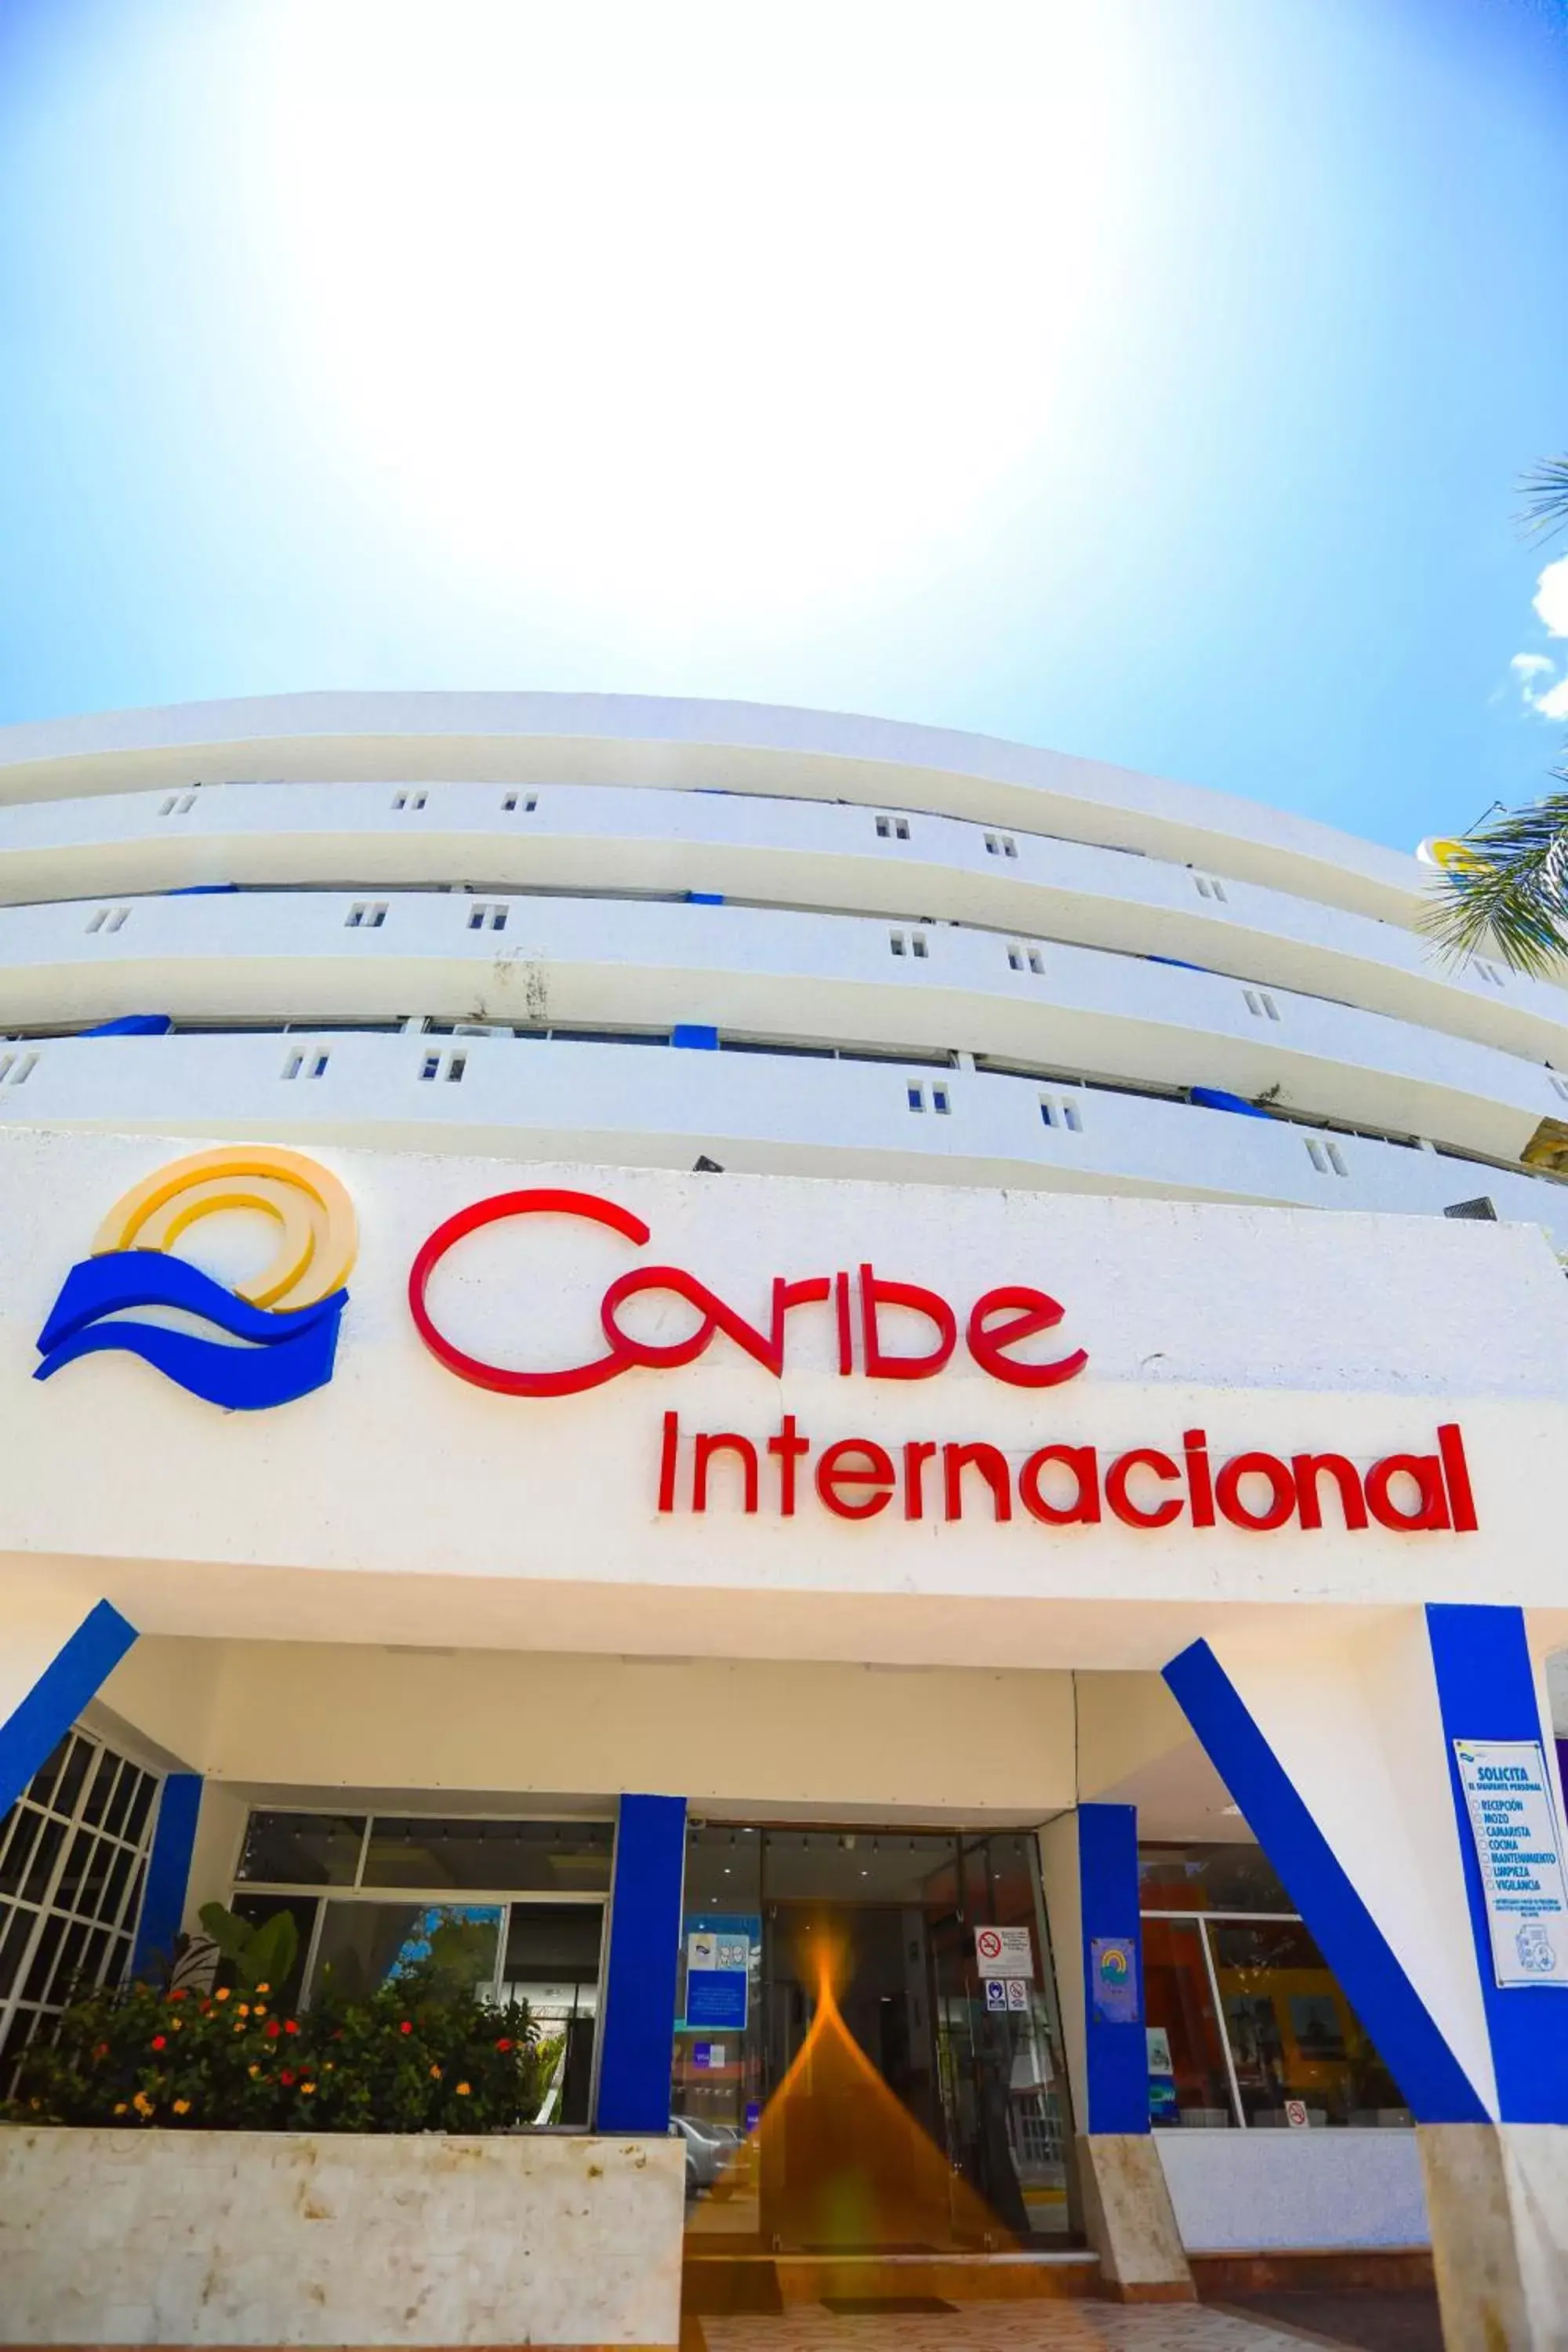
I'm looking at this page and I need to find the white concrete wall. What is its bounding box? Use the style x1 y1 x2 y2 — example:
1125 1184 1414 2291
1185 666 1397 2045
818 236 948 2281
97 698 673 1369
0 688 1440 924
2 779 1563 1064
3 1037 1565 1247
1155 2129 1429 2252
99 1642 1080 1817
0 889 1559 1162
3 1132 1566 1669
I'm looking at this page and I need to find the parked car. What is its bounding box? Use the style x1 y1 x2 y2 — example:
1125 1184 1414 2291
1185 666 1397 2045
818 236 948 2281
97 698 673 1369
670 2113 736 2199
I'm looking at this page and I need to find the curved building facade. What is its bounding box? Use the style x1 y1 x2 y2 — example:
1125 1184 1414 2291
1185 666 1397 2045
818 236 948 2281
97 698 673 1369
1 690 1566 1235
2 696 1566 2337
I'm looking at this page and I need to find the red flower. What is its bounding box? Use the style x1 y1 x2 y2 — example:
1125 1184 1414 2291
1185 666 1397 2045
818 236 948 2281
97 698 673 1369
495 2038 513 2052
399 2020 412 2035
169 1989 187 2003
280 2069 296 2086
150 2035 167 2051
284 2020 299 2035
265 2021 282 2040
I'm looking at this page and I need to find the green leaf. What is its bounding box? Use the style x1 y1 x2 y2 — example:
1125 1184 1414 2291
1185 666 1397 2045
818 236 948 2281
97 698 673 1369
197 1903 254 1962
241 1910 299 1994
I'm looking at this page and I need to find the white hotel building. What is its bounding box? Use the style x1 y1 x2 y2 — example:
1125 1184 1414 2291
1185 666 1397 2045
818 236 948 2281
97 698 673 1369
0 693 1566 2341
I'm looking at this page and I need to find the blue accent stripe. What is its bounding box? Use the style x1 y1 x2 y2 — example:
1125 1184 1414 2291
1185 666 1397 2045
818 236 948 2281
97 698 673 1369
1426 1604 1568 2125
130 1773 202 1979
672 1025 720 1051
1078 1803 1149 2132
1164 1637 1487 2124
596 1793 686 2133
0 1600 138 1816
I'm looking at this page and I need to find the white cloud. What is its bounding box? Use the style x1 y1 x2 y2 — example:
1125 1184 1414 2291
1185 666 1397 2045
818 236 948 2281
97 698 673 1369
1534 556 1568 639
1512 653 1555 681
1532 675 1568 721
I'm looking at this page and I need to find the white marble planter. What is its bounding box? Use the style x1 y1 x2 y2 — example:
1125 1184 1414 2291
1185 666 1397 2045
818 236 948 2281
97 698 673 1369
0 2126 684 2347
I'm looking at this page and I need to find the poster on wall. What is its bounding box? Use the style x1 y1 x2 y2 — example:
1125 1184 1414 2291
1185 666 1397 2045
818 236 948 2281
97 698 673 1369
681 1919 755 2031
1454 1740 1568 1988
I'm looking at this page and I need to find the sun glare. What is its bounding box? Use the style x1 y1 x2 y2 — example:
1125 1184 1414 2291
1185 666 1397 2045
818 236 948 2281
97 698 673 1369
232 2 1146 642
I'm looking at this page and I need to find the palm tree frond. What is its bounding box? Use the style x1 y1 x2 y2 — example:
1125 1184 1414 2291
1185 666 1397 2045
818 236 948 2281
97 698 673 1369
1417 779 1568 978
1518 456 1568 540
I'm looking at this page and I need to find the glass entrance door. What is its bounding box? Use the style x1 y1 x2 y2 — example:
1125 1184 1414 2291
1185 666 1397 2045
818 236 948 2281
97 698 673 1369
673 1824 1073 2252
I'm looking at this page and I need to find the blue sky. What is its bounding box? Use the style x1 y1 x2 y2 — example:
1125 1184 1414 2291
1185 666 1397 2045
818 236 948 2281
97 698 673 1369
2 0 1566 854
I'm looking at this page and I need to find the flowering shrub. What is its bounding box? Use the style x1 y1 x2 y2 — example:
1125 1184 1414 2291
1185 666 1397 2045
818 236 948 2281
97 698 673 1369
5 1958 541 2134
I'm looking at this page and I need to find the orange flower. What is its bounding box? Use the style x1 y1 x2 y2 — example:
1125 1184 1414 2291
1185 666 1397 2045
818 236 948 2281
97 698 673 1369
300 2082 316 2096
429 2063 443 2081
172 2099 191 2117
113 2102 128 2116
456 2082 471 2096
255 1983 270 1995
215 1987 230 2003
248 2064 260 2078
236 2004 250 2020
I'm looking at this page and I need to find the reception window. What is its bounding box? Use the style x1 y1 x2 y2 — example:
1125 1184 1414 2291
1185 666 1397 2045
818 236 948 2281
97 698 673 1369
232 1807 611 2123
1140 1842 1409 2129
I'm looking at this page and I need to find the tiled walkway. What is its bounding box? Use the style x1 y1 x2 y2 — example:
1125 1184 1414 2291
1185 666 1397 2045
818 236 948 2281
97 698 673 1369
699 2307 1327 2352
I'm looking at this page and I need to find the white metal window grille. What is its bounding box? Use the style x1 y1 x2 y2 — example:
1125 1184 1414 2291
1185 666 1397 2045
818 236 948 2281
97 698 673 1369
0 1051 38 1086
501 793 539 814
1243 989 1280 1022
0 1730 161 2096
282 1051 330 1080
1007 945 1044 975
345 902 388 929
1305 1136 1349 1177
85 906 131 935
466 902 509 932
889 930 928 960
419 1051 467 1083
1192 873 1229 902
983 832 1018 858
158 792 198 816
873 814 911 840
1039 1094 1083 1132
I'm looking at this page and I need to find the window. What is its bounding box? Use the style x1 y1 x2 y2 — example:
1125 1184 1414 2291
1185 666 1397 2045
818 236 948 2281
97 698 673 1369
158 792 198 816
984 832 1018 858
0 1730 161 2096
1007 945 1044 975
1305 1137 1348 1178
908 1083 926 1112
873 813 911 841
230 1808 613 2126
345 902 388 929
1192 873 1229 903
1243 989 1279 1022
1040 1094 1083 1133
281 1051 329 1080
931 1085 951 1114
501 793 539 814
0 1051 38 1086
392 792 428 811
466 902 509 932
85 906 131 935
418 1051 466 1083
1140 1843 1407 2129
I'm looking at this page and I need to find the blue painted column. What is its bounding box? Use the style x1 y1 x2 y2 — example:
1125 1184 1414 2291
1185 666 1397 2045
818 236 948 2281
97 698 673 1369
1426 1603 1568 2125
129 1773 203 1979
595 1792 687 2133
1076 1803 1149 2133
0 1599 137 1815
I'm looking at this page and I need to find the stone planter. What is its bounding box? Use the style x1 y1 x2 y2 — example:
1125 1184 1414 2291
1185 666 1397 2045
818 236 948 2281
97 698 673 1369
0 2126 684 2347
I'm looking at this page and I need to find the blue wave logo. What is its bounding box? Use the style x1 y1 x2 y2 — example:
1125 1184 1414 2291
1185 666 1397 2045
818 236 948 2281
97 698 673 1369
35 1145 359 1411
35 1253 349 1411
